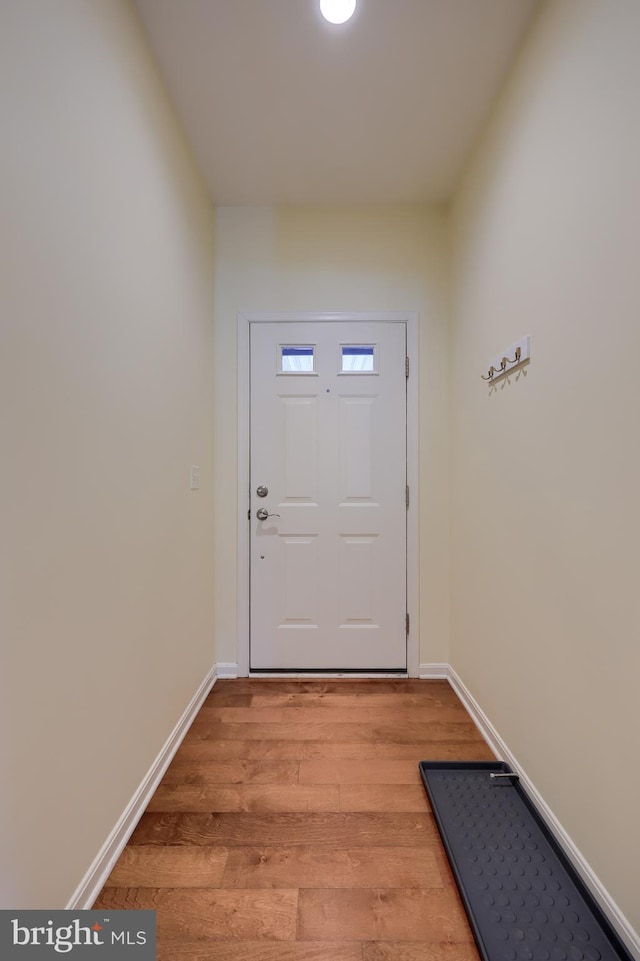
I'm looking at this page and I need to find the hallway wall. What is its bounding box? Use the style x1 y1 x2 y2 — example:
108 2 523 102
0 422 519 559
450 0 640 934
213 204 450 669
0 0 216 907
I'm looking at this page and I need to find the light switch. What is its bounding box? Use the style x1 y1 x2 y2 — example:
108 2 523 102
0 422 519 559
190 465 200 490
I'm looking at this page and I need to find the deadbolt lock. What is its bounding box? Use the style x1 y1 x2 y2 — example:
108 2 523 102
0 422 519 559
256 485 269 497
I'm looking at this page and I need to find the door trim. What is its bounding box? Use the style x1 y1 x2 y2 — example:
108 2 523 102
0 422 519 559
237 311 419 677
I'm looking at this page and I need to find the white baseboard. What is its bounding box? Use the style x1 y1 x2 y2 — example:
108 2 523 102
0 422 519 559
447 666 640 961
216 662 239 678
67 663 218 910
418 662 450 679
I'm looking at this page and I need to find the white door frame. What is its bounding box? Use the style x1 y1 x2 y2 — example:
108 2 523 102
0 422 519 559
237 311 419 677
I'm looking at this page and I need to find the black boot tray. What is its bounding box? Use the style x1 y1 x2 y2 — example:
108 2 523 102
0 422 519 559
419 761 633 961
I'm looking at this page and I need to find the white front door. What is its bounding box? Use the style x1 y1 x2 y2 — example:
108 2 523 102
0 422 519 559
249 321 407 671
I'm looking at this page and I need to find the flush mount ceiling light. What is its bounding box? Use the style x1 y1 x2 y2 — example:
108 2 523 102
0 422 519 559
319 0 357 25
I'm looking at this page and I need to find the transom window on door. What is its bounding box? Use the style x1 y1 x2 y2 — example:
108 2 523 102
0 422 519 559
340 344 377 373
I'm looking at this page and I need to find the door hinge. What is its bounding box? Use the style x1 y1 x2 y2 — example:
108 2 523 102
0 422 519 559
248 509 251 520
406 613 410 636
406 485 410 509
405 356 410 378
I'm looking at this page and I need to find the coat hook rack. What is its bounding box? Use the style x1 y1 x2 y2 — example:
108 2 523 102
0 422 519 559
482 336 530 383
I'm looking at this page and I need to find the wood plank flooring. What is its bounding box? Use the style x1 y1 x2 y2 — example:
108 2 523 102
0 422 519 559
94 679 495 960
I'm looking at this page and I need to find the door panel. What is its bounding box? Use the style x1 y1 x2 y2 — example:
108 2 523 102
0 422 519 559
250 321 406 670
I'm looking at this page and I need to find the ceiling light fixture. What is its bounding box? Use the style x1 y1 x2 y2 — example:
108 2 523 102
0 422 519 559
319 0 357 25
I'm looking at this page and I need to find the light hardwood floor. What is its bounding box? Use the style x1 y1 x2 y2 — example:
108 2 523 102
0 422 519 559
94 678 495 960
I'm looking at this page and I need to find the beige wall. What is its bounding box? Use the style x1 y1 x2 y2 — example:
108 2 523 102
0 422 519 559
450 0 640 934
213 205 450 668
0 0 215 907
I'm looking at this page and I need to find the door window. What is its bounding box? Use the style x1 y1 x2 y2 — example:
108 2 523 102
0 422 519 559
340 345 376 373
279 345 316 374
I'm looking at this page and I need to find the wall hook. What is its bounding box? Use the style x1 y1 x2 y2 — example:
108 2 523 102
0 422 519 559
481 337 530 383
504 346 522 365
481 358 507 380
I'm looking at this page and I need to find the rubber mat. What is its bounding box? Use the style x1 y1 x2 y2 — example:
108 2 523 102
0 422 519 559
419 762 632 961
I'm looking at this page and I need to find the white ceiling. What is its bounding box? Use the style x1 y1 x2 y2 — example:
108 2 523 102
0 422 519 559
134 0 539 205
